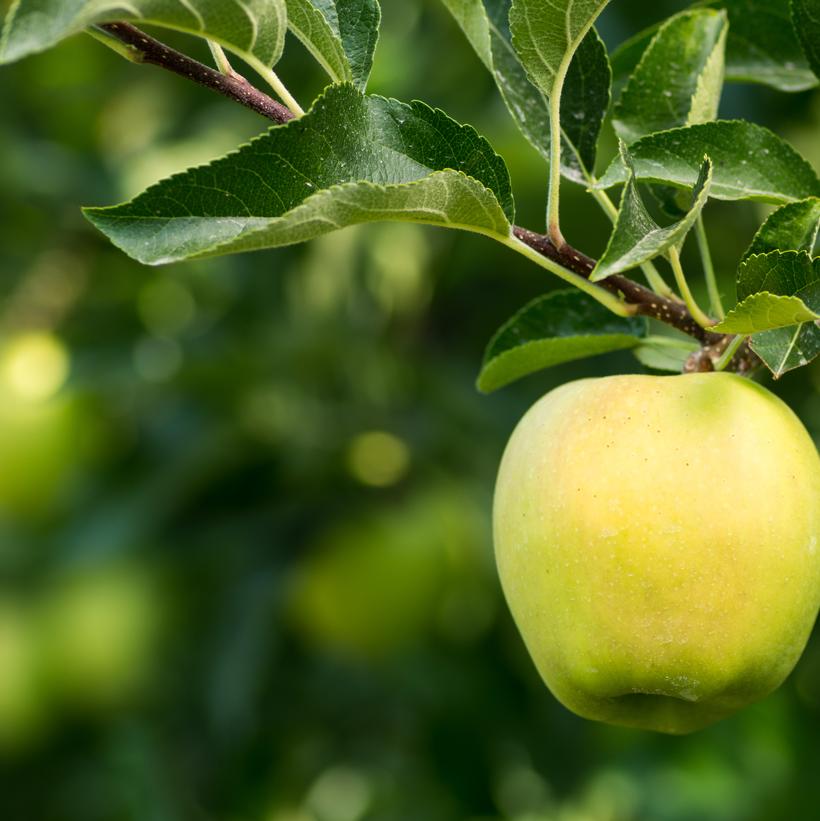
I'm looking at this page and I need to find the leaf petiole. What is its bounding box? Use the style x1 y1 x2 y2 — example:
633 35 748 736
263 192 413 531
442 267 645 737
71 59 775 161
589 186 619 222
641 334 701 351
244 55 305 117
547 71 568 247
86 25 143 63
208 40 235 77
668 245 714 330
714 335 747 371
695 216 725 319
504 235 635 318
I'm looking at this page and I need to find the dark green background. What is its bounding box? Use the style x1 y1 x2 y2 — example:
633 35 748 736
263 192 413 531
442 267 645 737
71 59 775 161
0 1 818 819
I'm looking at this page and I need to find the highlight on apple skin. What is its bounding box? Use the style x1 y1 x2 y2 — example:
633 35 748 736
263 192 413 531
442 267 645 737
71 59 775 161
493 373 820 734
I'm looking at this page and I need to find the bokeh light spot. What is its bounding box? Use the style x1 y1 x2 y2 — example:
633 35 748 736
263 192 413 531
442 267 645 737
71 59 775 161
138 279 196 337
133 336 183 382
0 332 69 401
266 810 313 821
346 430 409 487
306 766 372 821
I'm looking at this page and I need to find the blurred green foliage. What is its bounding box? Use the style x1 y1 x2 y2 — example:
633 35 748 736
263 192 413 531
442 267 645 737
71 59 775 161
0 1 819 819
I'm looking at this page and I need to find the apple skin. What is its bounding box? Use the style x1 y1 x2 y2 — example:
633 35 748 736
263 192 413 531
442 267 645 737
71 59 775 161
493 373 820 734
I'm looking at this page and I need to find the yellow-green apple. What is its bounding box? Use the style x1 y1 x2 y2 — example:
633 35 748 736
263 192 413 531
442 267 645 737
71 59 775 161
493 373 820 734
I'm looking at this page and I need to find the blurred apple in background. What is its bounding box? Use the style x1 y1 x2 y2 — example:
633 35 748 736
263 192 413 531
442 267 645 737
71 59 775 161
287 489 494 659
0 331 97 520
0 599 52 751
0 560 161 753
41 562 161 710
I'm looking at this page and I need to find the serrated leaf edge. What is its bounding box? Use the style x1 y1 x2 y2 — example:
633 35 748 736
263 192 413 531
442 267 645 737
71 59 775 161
741 197 820 261
711 291 819 333
594 119 820 202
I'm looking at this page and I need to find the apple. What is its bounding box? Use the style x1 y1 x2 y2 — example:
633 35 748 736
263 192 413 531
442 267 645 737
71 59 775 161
287 490 491 658
493 373 820 734
42 564 159 709
0 599 52 750
0 332 98 521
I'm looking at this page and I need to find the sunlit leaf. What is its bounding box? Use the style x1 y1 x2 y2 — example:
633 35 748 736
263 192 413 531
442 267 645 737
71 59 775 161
614 9 727 144
711 293 818 334
717 250 820 376
597 121 820 204
737 250 820 302
614 1 819 92
509 0 609 100
438 0 492 68
441 0 610 183
84 85 515 265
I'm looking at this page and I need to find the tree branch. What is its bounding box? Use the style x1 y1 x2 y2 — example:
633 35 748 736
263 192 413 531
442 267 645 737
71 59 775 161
94 23 295 125
91 22 760 373
511 227 761 372
512 227 721 345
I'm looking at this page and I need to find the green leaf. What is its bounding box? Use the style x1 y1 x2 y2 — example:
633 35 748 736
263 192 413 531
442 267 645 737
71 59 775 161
592 153 712 281
285 0 380 90
714 250 820 376
614 2 818 93
506 0 612 182
509 0 609 102
477 290 647 393
83 85 515 265
743 198 820 260
699 0 818 91
596 121 820 204
90 171 511 265
441 0 610 183
560 28 611 181
0 0 287 69
614 9 728 145
750 323 820 377
737 250 820 302
792 0 820 80
438 0 492 68
610 25 659 95
633 336 700 372
484 0 554 161
687 17 728 127
710 292 819 334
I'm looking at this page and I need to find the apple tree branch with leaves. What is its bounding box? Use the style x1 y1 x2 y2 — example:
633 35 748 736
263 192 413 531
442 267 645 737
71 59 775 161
2 0 820 734
3 0 819 383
